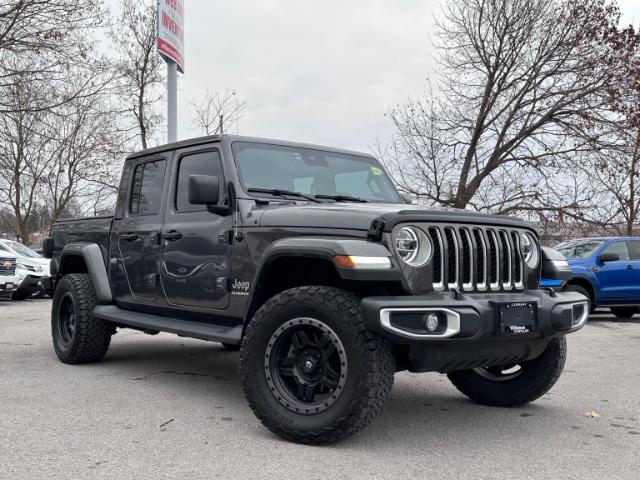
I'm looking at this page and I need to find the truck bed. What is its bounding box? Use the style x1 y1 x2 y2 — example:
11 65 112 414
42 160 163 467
50 216 114 260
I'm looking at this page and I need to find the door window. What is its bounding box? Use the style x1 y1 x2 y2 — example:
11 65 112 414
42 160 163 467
130 160 167 216
601 241 630 261
175 150 223 212
627 241 640 260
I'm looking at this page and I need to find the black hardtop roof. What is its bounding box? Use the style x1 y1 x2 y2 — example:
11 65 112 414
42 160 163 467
125 134 375 161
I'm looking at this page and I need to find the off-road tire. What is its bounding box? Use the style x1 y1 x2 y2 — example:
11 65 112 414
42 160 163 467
565 284 594 313
240 286 395 444
447 336 567 407
51 274 113 364
610 306 638 319
221 342 241 351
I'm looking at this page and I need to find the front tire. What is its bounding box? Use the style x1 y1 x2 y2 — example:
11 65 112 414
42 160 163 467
240 286 395 444
51 274 114 364
447 336 567 407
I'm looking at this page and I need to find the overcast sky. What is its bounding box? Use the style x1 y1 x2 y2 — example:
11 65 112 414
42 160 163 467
107 0 640 153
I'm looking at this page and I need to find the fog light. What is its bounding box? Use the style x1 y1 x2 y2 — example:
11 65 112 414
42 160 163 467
424 312 440 332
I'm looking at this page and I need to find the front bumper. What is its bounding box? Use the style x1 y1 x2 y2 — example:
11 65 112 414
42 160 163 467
361 289 587 372
0 276 20 298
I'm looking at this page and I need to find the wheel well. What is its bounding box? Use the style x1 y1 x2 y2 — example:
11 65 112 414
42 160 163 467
59 255 88 276
244 256 400 325
566 277 595 302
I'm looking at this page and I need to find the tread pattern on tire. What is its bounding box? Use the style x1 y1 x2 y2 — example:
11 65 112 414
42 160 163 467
52 274 113 364
447 336 567 407
240 286 395 444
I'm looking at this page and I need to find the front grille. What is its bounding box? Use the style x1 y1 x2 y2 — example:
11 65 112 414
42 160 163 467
426 225 525 292
0 258 17 276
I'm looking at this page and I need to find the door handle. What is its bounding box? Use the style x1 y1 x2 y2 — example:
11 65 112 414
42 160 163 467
627 265 634 270
119 233 138 241
162 231 183 241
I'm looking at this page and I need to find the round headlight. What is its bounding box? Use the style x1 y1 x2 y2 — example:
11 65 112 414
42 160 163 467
395 227 432 267
520 233 539 268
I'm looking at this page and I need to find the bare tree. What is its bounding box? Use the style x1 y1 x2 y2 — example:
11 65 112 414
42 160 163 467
0 66 122 242
570 26 640 235
0 0 107 113
110 0 164 150
381 0 638 216
190 88 246 135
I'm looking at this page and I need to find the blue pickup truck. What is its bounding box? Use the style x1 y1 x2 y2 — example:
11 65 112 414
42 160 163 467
556 237 640 318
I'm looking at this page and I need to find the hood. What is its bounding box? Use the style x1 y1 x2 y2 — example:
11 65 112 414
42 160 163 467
255 202 531 232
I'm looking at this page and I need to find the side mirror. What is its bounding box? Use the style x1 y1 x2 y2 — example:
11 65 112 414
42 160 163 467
599 252 619 263
400 193 413 204
188 175 234 216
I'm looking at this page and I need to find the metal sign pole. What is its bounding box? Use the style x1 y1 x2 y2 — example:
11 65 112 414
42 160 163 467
167 60 177 143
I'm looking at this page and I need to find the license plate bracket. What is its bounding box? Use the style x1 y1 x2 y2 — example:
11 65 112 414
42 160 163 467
496 302 537 335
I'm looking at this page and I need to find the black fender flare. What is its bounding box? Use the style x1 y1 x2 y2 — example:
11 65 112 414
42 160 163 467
254 236 401 282
244 237 403 321
58 242 113 304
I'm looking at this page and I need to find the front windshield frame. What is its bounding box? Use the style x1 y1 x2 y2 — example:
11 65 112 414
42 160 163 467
231 141 403 204
4 240 41 258
555 240 606 260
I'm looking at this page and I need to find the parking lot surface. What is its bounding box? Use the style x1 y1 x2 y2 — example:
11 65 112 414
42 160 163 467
0 299 638 479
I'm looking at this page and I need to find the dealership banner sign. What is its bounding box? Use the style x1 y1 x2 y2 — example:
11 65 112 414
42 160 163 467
157 0 184 73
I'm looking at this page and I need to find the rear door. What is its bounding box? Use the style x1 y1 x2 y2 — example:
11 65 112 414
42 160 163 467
113 155 169 303
159 143 231 311
595 240 636 302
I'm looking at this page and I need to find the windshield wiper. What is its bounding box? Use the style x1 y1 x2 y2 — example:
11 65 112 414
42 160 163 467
247 188 321 203
314 194 368 203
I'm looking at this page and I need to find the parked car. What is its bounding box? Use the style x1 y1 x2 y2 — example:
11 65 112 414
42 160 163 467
0 239 51 300
0 255 19 299
43 134 587 444
556 237 640 318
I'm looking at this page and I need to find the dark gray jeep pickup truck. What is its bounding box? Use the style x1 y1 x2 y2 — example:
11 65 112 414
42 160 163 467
43 135 585 444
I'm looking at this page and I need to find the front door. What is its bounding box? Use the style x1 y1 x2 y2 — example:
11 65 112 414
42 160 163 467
160 145 231 310
115 156 169 303
595 240 637 302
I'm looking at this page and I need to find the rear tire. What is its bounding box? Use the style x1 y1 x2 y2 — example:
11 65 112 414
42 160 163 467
448 336 567 407
51 274 114 364
240 286 395 444
610 307 638 319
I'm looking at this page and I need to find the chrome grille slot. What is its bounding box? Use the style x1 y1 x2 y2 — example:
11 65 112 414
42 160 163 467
459 228 474 291
499 230 512 290
428 227 443 289
487 230 500 290
424 225 526 292
443 227 458 289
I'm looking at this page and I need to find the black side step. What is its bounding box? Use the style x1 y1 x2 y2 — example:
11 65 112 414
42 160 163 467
93 305 243 344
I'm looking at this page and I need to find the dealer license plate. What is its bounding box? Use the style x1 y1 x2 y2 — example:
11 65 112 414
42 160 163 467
497 302 537 334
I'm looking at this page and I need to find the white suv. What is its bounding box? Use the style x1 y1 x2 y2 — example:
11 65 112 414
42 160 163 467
0 240 50 300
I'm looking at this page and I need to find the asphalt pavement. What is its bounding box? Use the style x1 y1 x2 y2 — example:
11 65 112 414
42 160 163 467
0 299 638 480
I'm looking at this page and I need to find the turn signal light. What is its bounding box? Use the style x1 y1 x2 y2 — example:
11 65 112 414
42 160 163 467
333 255 392 270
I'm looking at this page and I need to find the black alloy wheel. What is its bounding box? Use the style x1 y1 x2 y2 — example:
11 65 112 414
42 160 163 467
265 317 348 415
57 292 77 345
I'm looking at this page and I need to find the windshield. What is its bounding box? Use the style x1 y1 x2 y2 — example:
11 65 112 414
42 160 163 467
233 142 402 203
4 240 41 258
555 240 605 259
